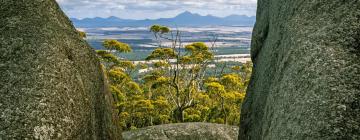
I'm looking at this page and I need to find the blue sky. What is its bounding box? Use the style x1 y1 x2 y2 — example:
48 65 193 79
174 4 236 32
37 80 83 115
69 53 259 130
56 0 257 20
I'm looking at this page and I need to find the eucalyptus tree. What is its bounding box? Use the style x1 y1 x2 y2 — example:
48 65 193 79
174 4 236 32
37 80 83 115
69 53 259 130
144 25 214 122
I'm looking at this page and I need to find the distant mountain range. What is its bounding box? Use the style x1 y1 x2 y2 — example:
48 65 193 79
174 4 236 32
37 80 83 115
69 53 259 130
70 11 256 28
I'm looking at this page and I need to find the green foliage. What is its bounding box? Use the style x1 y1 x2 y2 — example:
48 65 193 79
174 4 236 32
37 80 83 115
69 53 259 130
96 24 253 131
103 39 132 53
108 69 129 83
205 82 225 94
110 86 125 102
184 42 214 63
221 74 243 91
96 50 119 64
185 42 209 52
150 25 170 34
118 61 136 69
77 30 87 38
127 82 143 94
154 61 170 68
146 48 176 60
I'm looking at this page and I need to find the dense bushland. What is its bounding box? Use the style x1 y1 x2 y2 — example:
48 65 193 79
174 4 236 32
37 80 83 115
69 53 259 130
93 25 252 131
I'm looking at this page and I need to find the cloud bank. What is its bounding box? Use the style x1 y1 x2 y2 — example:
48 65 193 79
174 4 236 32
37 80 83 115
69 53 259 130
56 0 257 19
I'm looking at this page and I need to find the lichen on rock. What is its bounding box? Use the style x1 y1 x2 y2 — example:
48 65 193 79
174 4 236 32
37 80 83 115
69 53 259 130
0 0 121 139
122 123 239 140
240 0 360 140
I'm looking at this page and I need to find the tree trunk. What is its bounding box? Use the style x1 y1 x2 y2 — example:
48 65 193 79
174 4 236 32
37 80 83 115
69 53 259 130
173 107 184 123
221 98 228 124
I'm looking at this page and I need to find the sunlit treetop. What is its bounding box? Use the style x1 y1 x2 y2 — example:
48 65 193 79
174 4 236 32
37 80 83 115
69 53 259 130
142 71 165 83
151 76 171 89
134 99 154 110
184 42 214 63
221 74 241 86
241 61 253 73
229 91 246 101
204 77 218 83
107 69 129 83
152 96 171 109
110 86 125 102
154 61 170 68
205 82 225 94
146 48 177 60
231 66 241 71
126 81 143 94
118 60 136 70
179 56 192 64
185 42 209 52
77 30 87 38
96 50 119 64
103 39 132 53
150 25 171 34
220 73 245 92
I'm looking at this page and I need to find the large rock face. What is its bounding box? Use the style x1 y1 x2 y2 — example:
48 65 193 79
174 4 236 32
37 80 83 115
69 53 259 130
0 0 121 139
122 123 239 140
240 0 360 140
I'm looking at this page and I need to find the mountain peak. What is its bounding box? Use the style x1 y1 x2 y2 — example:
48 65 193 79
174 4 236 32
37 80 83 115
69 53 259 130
182 11 192 14
176 11 200 18
108 16 120 19
71 11 256 27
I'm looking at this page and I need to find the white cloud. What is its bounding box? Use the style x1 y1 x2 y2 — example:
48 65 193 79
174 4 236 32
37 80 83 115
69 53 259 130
56 0 257 19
